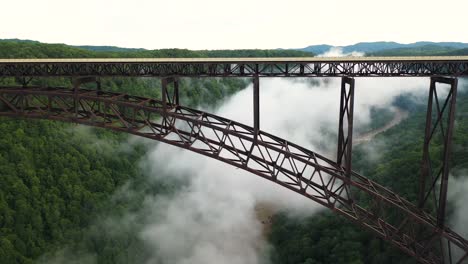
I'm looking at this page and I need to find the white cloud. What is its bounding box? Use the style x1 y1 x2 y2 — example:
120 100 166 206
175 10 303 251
318 47 364 57
448 173 468 238
137 76 429 264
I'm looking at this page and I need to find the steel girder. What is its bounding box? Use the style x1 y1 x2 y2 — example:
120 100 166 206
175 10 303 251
1 60 468 77
0 86 466 264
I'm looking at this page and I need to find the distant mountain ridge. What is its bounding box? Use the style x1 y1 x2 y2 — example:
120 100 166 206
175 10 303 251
2 38 468 56
73 45 147 52
0 39 147 53
299 41 468 54
0 39 313 58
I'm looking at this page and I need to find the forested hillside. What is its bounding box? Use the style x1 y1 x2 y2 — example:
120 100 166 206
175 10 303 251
0 40 313 59
368 44 468 56
0 40 314 264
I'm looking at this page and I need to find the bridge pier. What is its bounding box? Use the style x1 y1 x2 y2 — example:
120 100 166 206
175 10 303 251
337 77 355 180
419 77 458 228
253 76 260 141
161 78 180 134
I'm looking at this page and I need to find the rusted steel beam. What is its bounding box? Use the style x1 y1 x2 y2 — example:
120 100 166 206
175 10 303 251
1 58 468 77
161 78 168 115
337 77 355 180
161 77 179 106
173 78 179 105
253 76 260 141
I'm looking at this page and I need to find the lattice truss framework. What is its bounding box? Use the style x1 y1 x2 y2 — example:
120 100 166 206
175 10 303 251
1 60 468 77
0 85 466 264
419 78 458 225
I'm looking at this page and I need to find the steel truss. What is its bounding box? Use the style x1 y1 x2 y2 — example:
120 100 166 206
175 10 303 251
1 59 468 77
419 77 458 226
161 77 179 133
0 86 466 264
417 77 464 263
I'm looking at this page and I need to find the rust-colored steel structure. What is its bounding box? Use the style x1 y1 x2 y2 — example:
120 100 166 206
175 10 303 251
419 77 458 229
0 85 465 264
0 57 467 264
0 57 468 77
337 77 355 179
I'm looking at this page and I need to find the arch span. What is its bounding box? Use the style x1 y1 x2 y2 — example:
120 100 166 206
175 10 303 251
0 86 466 264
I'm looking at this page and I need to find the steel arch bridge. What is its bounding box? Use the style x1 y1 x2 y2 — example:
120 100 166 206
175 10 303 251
1 57 468 264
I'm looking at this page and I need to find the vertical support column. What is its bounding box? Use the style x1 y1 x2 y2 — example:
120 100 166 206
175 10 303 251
337 77 355 179
96 78 101 91
173 78 180 105
72 78 80 118
419 77 458 228
161 78 168 115
96 78 102 113
161 77 180 108
160 78 170 135
253 76 260 142
419 81 435 208
161 77 180 134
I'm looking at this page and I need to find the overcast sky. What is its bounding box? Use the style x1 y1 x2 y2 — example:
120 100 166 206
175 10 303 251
2 0 468 50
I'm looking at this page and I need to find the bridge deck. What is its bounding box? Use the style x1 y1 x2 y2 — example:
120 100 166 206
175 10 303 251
1 56 468 77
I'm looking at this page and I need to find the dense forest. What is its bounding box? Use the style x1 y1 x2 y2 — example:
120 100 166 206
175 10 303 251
0 40 467 264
